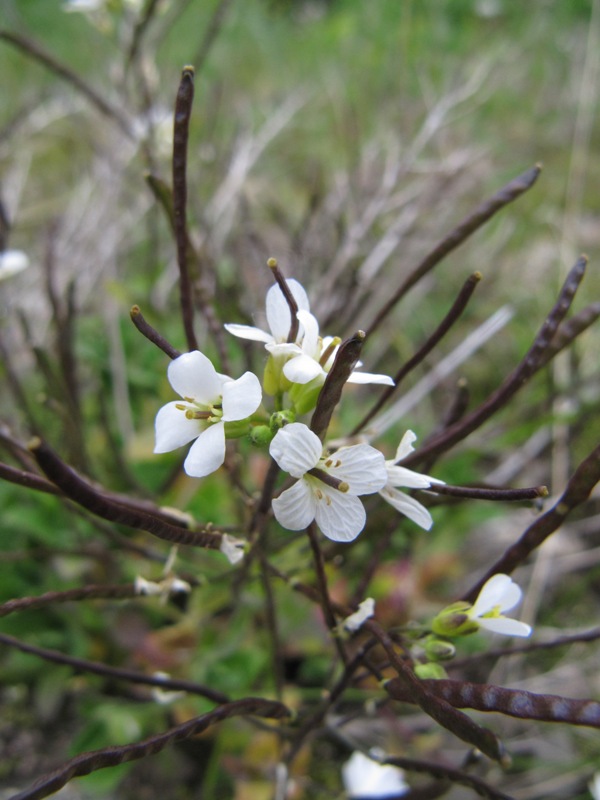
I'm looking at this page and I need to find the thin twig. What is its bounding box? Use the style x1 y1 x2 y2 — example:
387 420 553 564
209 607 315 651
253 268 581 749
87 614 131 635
0 30 133 138
130 305 181 359
365 164 542 337
351 272 481 435
172 66 198 351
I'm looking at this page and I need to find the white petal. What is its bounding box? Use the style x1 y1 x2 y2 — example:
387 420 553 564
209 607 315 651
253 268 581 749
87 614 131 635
266 279 310 343
221 371 262 421
497 581 523 613
266 342 303 357
471 574 517 618
296 309 320 358
220 534 246 565
347 370 395 385
167 351 224 404
326 445 387 494
343 598 375 632
394 430 418 462
269 422 322 477
314 487 366 542
154 402 202 453
478 616 532 637
385 464 437 489
379 486 433 530
342 751 409 798
183 422 226 477
0 250 29 280
272 479 316 530
223 323 274 344
283 354 324 384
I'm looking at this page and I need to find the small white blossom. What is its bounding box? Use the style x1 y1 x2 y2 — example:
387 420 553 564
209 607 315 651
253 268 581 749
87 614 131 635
0 250 28 281
224 278 310 350
225 280 393 387
378 430 443 530
154 350 262 478
220 534 246 565
281 309 394 387
343 598 375 633
134 575 191 605
150 672 185 705
342 750 409 798
269 422 387 542
468 574 532 637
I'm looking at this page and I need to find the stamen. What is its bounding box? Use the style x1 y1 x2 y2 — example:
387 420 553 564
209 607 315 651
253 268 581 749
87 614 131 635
185 410 212 420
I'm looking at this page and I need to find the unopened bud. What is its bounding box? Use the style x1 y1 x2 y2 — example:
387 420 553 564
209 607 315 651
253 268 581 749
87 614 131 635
270 409 296 432
431 602 479 637
249 425 274 447
414 662 447 680
423 635 456 662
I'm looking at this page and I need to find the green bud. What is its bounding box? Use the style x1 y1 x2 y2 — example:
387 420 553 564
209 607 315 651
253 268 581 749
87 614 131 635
288 378 323 415
248 425 274 447
430 602 479 638
414 662 447 680
423 635 456 662
270 409 296 432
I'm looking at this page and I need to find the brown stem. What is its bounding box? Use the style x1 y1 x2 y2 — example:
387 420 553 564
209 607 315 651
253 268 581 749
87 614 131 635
130 305 181 359
365 164 542 337
172 66 198 352
352 272 482 435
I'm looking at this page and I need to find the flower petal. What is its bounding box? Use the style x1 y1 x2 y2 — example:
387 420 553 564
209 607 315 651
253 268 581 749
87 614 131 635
272 479 316 530
478 616 532 637
221 371 262 421
266 279 310 343
313 486 366 542
347 370 394 385
154 402 203 453
296 309 320 359
223 323 274 344
283 354 324 384
0 249 29 281
269 422 322 477
379 486 433 530
167 351 224 404
471 574 517 618
325 445 387 494
394 430 418 462
385 464 438 489
183 422 226 477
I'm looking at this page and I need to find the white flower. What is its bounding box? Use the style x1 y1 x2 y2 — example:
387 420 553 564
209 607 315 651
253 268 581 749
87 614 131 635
220 534 246 565
0 250 28 281
62 0 104 11
342 751 409 799
269 422 387 542
378 430 443 530
150 672 185 705
343 598 375 633
467 574 532 637
154 350 262 478
224 278 310 350
225 279 393 387
282 310 394 387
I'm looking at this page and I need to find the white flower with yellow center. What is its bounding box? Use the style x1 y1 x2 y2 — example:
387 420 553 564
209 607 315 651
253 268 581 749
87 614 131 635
154 350 261 478
467 574 532 637
269 422 387 542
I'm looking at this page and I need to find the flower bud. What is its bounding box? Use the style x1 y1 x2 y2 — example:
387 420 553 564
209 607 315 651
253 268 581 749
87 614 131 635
270 409 296 432
431 602 479 637
414 662 447 680
249 425 274 447
423 635 456 662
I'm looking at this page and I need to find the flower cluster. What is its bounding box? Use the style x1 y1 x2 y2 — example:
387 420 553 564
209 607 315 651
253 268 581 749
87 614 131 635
154 274 441 544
